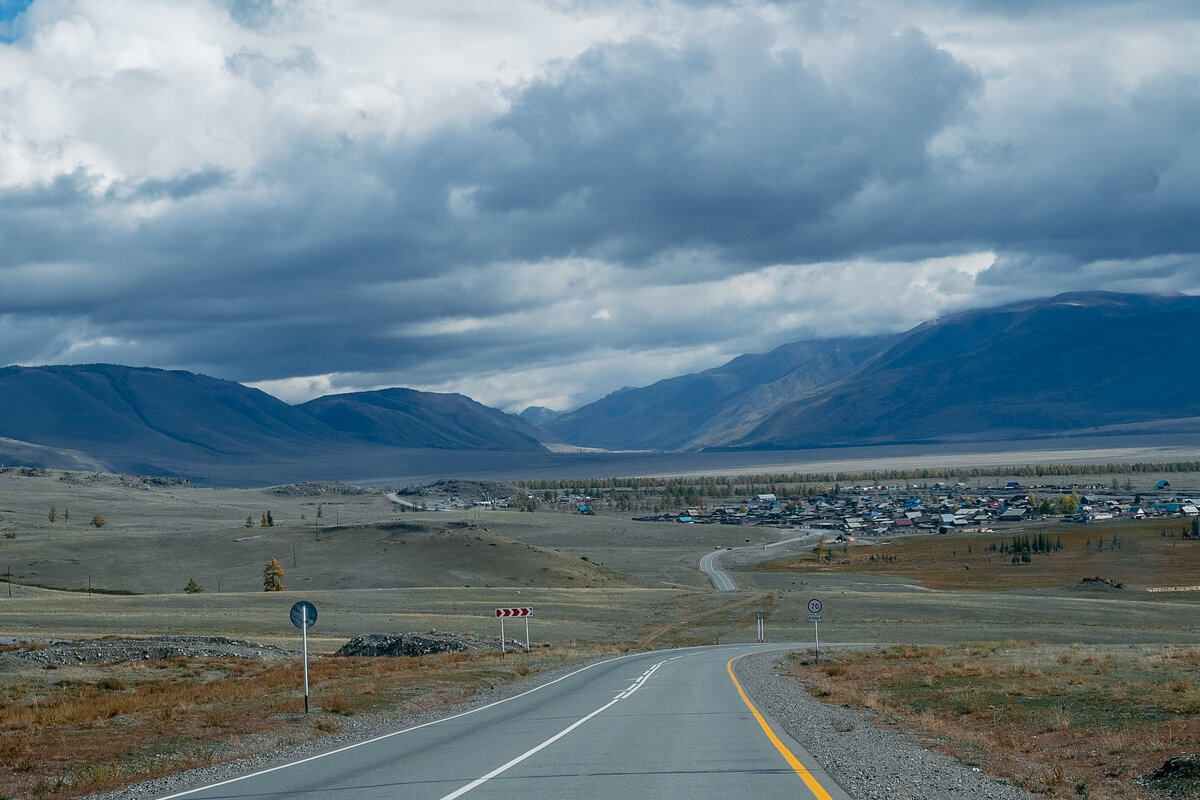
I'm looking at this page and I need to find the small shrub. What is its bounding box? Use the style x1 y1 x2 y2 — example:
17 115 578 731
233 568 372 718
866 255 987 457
184 578 205 594
320 694 354 715
91 513 106 528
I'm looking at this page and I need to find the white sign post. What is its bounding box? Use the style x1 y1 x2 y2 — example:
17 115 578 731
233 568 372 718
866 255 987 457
756 610 766 643
495 607 532 653
290 600 318 714
808 598 823 662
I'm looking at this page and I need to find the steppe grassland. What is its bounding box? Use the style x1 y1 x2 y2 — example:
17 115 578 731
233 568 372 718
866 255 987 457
3 466 1200 799
757 517 1200 591
791 641 1200 799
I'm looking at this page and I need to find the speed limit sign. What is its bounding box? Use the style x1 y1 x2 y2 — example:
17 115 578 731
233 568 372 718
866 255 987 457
808 598 822 614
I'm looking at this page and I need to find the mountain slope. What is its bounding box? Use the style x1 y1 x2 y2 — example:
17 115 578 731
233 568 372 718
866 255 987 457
298 388 546 451
0 364 338 464
732 291 1200 448
0 365 547 480
543 335 897 450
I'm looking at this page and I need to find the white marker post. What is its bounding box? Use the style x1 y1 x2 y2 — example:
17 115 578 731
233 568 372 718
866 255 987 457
756 610 766 643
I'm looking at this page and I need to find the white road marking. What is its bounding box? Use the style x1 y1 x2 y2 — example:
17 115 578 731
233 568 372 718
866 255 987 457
439 658 675 799
153 653 643 800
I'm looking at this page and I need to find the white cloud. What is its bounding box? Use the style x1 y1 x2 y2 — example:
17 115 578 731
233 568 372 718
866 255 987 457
1 0 1199 414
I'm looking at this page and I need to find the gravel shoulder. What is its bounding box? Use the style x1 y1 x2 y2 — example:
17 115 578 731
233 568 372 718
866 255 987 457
85 645 1039 800
735 650 1038 800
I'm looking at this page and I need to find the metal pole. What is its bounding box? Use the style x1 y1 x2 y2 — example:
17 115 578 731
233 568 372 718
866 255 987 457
814 621 820 663
302 608 310 714
500 617 506 654
525 616 530 652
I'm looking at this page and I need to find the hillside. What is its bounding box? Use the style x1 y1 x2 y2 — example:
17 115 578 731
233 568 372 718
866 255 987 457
543 335 896 450
0 364 341 467
4 292 1200 482
0 365 547 482
544 291 1200 452
732 292 1200 448
299 388 544 451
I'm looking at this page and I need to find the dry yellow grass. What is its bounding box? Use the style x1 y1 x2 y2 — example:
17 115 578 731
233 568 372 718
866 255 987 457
788 641 1200 799
758 518 1200 590
0 644 625 799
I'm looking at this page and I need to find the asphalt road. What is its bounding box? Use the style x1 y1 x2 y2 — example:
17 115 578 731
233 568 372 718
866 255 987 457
699 549 737 590
700 530 822 590
158 644 851 800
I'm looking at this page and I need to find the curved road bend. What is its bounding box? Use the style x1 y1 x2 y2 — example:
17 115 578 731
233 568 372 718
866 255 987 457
701 530 824 591
699 549 738 591
158 644 850 800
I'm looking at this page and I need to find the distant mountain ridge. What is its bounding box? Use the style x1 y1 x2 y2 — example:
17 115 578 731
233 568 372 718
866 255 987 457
3 291 1199 483
729 291 1200 449
300 388 545 451
0 364 545 481
542 335 900 450
550 291 1200 451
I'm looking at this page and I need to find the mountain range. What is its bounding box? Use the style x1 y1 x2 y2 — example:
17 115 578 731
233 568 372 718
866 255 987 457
2 291 1198 484
546 290 1200 450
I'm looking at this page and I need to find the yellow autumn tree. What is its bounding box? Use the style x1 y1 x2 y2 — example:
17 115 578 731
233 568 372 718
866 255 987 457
262 558 286 592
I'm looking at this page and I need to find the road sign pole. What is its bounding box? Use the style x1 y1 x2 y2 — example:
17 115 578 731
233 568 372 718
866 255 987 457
302 607 310 714
495 608 532 654
807 599 823 664
290 601 317 715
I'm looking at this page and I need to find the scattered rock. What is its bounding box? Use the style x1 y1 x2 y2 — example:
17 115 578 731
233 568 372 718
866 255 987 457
7 636 291 665
57 471 190 489
1071 576 1125 591
271 481 374 496
335 632 502 657
1136 754 1200 798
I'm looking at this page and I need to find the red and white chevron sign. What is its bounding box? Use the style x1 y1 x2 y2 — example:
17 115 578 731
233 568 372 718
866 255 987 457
495 607 533 617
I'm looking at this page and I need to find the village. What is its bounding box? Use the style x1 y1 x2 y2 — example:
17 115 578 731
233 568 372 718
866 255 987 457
619 479 1199 536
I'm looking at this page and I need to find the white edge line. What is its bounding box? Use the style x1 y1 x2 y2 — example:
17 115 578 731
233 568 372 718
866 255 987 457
440 658 671 799
153 651 645 800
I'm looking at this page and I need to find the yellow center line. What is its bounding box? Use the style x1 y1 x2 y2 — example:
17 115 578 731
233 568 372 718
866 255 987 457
728 654 836 800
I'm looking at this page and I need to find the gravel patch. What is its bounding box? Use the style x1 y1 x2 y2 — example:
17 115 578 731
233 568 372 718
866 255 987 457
733 650 1039 800
4 636 292 666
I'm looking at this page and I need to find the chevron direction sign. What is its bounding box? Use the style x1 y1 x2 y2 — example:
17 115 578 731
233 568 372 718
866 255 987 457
495 607 533 617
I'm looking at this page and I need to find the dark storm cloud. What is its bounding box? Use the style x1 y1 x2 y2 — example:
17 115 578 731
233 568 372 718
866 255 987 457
3 0 1200 409
459 29 980 266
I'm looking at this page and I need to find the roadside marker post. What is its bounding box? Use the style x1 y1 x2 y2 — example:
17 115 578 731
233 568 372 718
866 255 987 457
756 610 766 643
807 598 823 662
290 600 318 714
495 607 532 654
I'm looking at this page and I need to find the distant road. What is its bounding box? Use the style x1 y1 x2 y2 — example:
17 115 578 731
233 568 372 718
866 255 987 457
700 548 738 590
700 529 823 591
158 645 849 800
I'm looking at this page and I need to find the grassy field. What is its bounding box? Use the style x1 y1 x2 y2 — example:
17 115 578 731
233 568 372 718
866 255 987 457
787 641 1200 799
2 467 1200 798
0 642 628 799
756 518 1200 591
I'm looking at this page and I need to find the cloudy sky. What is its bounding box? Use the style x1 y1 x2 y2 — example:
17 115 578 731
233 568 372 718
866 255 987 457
2 0 1198 413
